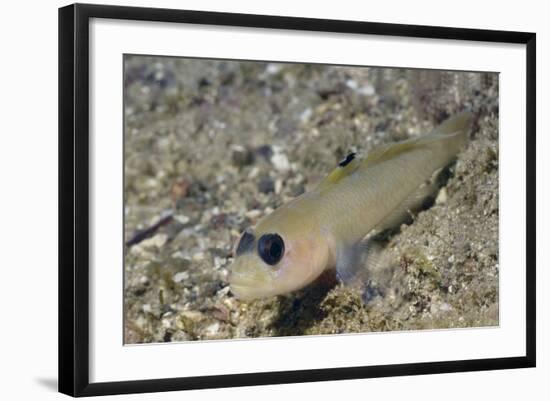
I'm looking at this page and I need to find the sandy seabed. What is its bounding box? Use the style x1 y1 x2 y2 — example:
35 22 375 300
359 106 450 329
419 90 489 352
123 56 499 343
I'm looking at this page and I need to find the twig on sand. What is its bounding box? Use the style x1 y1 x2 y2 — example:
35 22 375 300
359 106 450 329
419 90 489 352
126 214 174 247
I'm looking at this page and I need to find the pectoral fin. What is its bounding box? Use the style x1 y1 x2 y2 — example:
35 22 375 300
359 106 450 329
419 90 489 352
335 238 384 286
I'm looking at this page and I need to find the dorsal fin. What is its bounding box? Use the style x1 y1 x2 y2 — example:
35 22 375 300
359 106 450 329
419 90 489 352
316 152 360 191
362 137 427 169
315 140 428 192
315 112 472 192
362 111 472 169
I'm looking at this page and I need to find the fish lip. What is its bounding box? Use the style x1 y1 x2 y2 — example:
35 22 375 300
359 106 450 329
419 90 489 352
227 270 262 288
228 255 275 299
227 273 260 298
229 283 265 301
228 271 273 300
228 259 274 286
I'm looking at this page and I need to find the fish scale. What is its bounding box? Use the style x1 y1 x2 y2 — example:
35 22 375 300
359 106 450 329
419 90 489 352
321 148 434 242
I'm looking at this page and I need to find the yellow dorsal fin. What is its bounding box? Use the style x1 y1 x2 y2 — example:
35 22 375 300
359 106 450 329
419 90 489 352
363 111 472 169
362 137 425 169
316 152 361 191
315 112 472 192
316 140 429 192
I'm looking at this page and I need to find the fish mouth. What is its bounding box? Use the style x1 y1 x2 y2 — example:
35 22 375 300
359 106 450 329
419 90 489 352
228 275 272 300
228 272 270 301
228 257 274 300
228 283 264 301
227 269 261 287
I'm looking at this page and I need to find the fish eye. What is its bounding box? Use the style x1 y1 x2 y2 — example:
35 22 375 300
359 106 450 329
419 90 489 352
257 233 285 266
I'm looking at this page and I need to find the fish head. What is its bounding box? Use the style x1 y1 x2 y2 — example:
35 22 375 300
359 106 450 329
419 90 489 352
228 204 330 300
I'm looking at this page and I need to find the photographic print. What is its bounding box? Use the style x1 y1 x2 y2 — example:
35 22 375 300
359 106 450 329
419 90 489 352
123 55 499 344
59 4 536 395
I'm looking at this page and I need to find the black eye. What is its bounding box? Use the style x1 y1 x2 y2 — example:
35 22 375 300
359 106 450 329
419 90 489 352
257 233 285 266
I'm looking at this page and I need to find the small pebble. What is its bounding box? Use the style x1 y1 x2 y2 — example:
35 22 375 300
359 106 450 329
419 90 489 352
258 176 275 193
231 145 254 166
205 322 220 336
270 148 290 172
171 177 191 202
173 271 189 283
210 213 227 228
245 209 262 219
140 233 168 249
129 244 153 259
265 63 282 75
173 214 190 225
300 108 312 122
248 166 260 179
275 179 283 194
345 79 358 90
357 84 375 97
170 251 185 259
179 310 203 321
214 256 227 270
436 187 448 205
171 331 190 342
135 316 147 330
255 144 273 160
216 286 230 297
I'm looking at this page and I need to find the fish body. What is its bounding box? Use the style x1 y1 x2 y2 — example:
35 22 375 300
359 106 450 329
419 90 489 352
229 112 472 300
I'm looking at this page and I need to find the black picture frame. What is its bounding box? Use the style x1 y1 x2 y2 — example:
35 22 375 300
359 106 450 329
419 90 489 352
58 3 536 397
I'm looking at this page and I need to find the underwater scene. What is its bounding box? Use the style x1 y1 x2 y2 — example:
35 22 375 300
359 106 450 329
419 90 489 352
123 55 499 343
